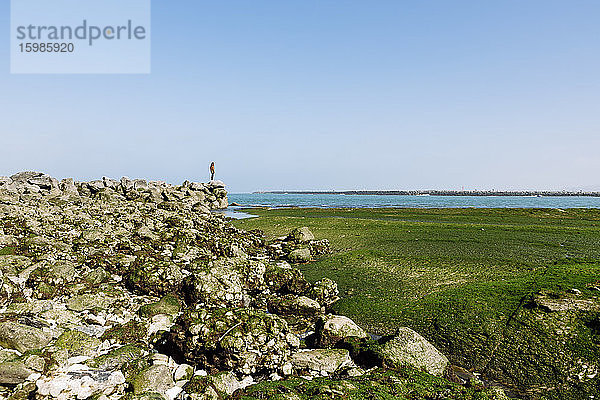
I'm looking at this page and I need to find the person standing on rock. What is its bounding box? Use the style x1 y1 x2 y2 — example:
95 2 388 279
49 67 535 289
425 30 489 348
210 162 215 181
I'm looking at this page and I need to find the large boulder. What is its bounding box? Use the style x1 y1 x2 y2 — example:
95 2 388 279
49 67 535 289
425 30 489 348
36 369 126 399
60 178 79 195
379 327 449 376
290 349 351 375
308 278 340 308
268 295 323 333
0 255 33 275
170 308 298 375
288 227 315 243
268 295 322 317
184 371 253 399
264 263 311 295
66 292 116 312
0 321 52 353
124 259 185 296
314 315 369 348
183 263 245 308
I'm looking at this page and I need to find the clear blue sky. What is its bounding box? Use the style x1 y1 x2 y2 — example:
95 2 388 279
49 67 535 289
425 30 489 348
1 1 599 192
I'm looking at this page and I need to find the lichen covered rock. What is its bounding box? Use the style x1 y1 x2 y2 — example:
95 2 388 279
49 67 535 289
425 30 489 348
314 314 368 348
379 327 449 376
0 321 51 353
170 308 298 375
290 349 352 375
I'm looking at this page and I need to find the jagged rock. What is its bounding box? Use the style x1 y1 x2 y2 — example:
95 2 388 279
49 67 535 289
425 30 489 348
0 350 19 364
207 180 225 189
308 239 331 256
170 308 297 375
125 259 184 296
6 172 228 209
0 256 33 275
60 178 79 196
23 354 45 372
184 372 253 399
10 171 55 189
290 349 351 375
87 180 105 193
379 327 449 376
314 315 368 348
0 321 51 352
0 171 371 399
308 278 340 308
183 263 245 308
210 371 245 395
6 299 53 314
0 235 18 247
5 381 37 400
264 263 311 295
268 295 323 332
25 261 78 293
101 320 149 345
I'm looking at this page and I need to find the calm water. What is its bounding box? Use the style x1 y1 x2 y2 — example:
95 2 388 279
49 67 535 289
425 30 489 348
229 193 600 209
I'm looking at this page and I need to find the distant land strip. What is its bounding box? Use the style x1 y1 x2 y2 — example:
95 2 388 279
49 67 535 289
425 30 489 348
255 190 600 197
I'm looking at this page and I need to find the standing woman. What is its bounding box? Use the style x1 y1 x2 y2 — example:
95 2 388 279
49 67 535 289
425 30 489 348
210 162 215 181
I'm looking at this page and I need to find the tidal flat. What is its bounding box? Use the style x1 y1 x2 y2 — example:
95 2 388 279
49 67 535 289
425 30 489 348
234 207 600 398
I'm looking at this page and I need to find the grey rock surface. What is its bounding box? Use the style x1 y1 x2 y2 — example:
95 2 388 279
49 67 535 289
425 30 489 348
380 327 449 376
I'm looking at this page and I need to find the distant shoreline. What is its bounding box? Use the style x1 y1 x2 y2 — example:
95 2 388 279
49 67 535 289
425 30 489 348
254 190 600 197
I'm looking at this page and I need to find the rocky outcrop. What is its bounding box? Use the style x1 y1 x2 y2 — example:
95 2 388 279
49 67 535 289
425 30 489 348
0 171 228 210
0 172 507 400
0 174 339 399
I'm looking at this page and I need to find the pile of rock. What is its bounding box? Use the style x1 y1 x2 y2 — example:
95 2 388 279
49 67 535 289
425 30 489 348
266 227 331 263
0 172 507 400
0 171 228 210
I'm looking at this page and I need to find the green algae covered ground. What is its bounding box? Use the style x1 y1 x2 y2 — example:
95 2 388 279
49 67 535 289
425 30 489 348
234 367 507 400
234 208 600 399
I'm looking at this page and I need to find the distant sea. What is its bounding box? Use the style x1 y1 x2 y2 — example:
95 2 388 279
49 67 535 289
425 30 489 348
228 193 600 209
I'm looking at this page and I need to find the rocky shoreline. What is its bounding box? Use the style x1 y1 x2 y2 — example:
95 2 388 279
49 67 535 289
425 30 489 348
259 190 600 197
0 172 508 400
0 172 229 211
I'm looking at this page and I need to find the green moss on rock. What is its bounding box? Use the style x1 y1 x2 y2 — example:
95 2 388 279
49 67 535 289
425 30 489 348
87 345 145 370
55 330 101 357
139 294 181 318
101 320 148 344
